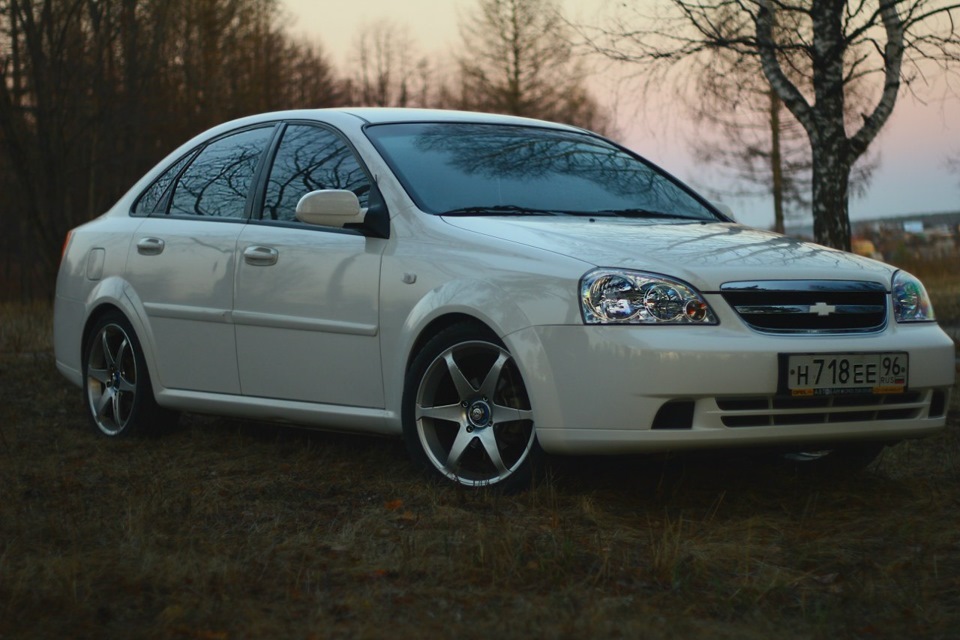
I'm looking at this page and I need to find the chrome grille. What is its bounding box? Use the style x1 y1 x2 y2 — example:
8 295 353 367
720 280 887 334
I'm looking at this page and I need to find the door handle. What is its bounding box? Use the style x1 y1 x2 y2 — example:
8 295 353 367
136 237 165 256
243 245 279 266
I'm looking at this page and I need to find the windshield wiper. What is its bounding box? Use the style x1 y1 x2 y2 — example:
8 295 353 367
439 205 568 217
592 208 688 220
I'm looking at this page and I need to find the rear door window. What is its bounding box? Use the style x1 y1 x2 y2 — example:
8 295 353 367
168 126 274 219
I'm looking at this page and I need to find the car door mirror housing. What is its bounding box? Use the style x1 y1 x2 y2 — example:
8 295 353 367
295 190 365 227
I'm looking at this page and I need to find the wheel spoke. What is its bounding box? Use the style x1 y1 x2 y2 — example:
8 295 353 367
417 402 464 424
443 351 477 401
95 386 115 422
117 341 137 393
116 337 130 370
478 428 508 474
491 403 533 424
478 351 509 400
112 388 125 426
445 427 475 469
87 365 110 385
101 330 117 368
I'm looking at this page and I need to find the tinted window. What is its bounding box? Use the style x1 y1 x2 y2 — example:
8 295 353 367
133 152 195 215
169 127 274 218
262 124 370 222
365 123 718 221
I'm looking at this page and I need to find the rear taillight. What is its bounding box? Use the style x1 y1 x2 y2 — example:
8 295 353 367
60 230 74 263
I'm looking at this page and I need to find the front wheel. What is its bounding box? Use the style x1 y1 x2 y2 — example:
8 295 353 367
402 324 540 492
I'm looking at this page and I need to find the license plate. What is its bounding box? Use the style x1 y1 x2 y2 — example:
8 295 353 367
779 353 908 397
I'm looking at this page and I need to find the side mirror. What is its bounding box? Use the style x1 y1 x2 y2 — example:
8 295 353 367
295 190 365 227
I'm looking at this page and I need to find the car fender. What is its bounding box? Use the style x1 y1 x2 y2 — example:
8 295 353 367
80 276 165 397
380 277 534 420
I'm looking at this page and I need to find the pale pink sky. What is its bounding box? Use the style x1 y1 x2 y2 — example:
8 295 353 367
282 0 960 229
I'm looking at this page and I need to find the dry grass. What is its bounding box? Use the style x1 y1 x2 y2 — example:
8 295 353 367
0 301 52 354
1 302 958 639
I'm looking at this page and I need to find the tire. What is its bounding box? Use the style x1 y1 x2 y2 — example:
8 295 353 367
402 323 540 492
82 312 173 437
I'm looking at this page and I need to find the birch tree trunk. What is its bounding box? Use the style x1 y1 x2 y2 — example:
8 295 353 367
810 0 853 249
757 0 906 250
811 140 853 249
769 88 786 234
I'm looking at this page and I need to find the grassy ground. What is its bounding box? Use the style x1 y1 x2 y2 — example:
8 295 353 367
1 295 957 640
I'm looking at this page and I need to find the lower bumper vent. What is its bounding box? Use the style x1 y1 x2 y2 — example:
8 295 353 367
717 392 924 428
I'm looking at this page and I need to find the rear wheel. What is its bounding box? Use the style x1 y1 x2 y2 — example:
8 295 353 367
402 324 539 492
83 312 173 436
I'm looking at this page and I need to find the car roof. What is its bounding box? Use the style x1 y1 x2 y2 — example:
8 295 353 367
336 107 580 129
213 107 585 133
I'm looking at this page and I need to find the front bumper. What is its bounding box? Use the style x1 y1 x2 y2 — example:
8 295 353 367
505 322 955 455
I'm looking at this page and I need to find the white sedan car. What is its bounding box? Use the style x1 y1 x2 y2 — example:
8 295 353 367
54 108 956 491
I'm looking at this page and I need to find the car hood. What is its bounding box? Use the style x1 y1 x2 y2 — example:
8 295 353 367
442 217 895 291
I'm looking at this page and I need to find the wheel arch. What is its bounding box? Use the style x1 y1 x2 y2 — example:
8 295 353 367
81 303 124 363
405 313 498 371
79 277 162 395
399 279 531 365
381 278 535 427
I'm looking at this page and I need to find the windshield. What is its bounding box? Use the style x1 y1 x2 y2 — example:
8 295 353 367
364 122 720 221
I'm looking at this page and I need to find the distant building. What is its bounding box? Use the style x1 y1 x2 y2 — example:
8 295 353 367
784 211 960 262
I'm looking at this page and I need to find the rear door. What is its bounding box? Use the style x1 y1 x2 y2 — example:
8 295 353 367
126 125 276 393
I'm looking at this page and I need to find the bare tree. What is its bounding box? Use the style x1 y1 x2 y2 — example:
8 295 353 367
349 20 429 107
0 0 346 299
686 29 877 233
948 151 960 188
283 40 347 108
583 1 960 250
456 0 611 131
688 40 819 233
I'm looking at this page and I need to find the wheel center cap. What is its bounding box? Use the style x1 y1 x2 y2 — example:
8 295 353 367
467 400 492 428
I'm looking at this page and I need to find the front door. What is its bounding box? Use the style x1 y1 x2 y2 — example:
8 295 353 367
233 123 386 407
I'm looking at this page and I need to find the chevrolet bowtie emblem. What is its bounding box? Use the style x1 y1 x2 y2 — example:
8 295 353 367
809 302 837 316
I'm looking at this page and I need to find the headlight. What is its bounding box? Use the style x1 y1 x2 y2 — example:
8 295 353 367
892 270 935 323
580 269 718 325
